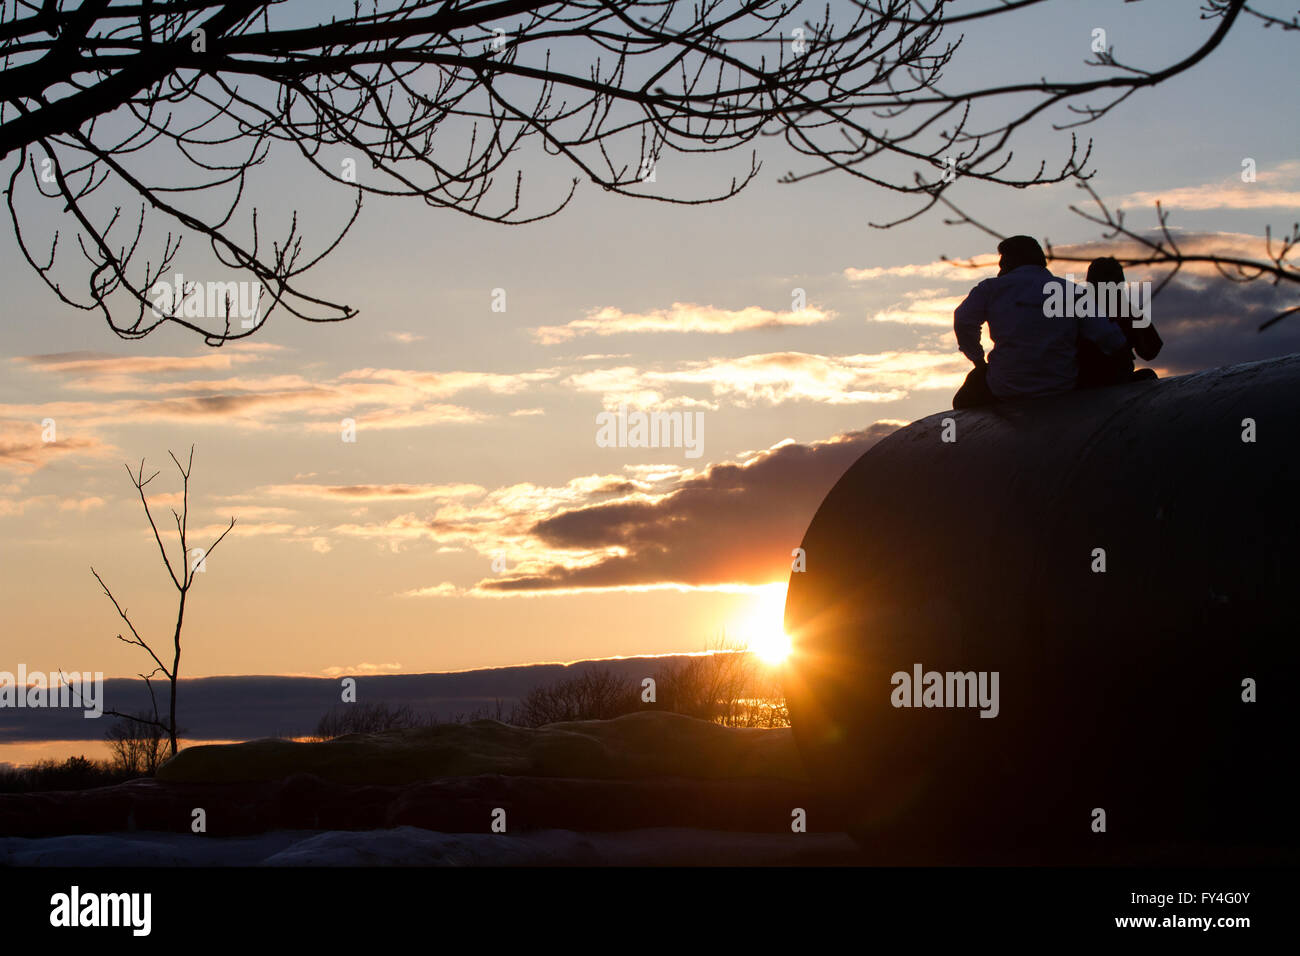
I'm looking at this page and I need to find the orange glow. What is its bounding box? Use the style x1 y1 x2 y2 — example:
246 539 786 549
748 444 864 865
731 582 793 665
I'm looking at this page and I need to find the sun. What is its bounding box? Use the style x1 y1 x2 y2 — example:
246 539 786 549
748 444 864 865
731 583 793 665
748 628 793 666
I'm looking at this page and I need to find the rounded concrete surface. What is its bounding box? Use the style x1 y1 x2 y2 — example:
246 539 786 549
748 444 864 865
784 355 1299 862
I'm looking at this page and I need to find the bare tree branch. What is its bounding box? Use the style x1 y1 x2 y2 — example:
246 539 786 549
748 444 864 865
1 0 1279 342
933 167 1300 329
90 566 172 679
90 445 233 756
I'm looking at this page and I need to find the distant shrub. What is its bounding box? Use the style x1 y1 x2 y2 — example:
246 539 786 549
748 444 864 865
507 650 790 729
0 755 132 793
313 701 426 739
445 699 513 724
651 648 790 728
514 668 640 727
304 651 792 736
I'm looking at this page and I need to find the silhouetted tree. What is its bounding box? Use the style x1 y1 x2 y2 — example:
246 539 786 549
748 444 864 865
91 446 235 757
3 0 1289 340
105 711 167 776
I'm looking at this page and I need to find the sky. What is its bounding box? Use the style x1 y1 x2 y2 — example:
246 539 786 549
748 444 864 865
1 0 1298 740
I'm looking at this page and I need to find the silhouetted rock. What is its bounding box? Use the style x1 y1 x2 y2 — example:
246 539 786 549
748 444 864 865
785 355 1300 863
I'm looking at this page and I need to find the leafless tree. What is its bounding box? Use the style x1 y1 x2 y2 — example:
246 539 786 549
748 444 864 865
104 710 167 775
90 446 235 757
2 0 1290 342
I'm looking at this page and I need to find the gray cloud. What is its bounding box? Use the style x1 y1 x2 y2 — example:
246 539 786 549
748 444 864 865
483 422 902 592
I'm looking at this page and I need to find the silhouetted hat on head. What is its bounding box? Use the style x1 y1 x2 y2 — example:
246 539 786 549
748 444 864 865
997 235 1047 275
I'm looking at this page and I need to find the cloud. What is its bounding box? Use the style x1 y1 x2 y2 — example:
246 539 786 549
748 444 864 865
330 472 641 557
534 302 835 343
845 257 998 282
302 405 487 431
337 368 556 395
1139 275 1300 373
561 366 714 410
870 295 966 328
217 504 297 520
11 343 283 392
477 424 904 593
1 360 534 435
0 493 108 517
0 419 113 473
365 425 902 595
397 582 460 598
190 520 290 539
1113 160 1300 211
0 496 39 517
59 496 106 513
262 482 486 501
566 350 968 409
320 662 404 677
387 332 424 344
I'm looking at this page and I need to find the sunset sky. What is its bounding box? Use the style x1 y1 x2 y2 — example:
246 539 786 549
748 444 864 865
2 0 1297 719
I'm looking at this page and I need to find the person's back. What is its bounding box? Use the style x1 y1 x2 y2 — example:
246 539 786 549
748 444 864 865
961 265 1080 399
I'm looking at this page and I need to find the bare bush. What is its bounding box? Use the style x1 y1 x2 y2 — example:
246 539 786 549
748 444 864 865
651 650 789 728
313 701 425 740
445 700 514 724
514 669 640 728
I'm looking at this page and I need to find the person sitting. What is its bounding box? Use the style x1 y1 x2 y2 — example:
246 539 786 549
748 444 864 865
952 235 1128 409
1076 256 1163 389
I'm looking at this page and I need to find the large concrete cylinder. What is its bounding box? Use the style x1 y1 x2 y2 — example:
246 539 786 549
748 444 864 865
784 354 1299 863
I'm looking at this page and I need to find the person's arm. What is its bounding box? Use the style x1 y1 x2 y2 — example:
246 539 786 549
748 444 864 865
954 282 990 366
1129 323 1163 361
1079 308 1129 355
1113 298 1163 361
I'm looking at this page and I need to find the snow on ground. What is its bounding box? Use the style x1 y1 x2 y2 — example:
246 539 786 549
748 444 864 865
0 827 858 866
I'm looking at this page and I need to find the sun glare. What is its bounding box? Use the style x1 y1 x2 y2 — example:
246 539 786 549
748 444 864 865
732 583 793 665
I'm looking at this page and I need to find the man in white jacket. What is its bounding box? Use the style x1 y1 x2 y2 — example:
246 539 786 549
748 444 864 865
952 235 1128 408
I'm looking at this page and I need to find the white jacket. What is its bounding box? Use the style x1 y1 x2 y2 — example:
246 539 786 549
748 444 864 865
954 265 1128 399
